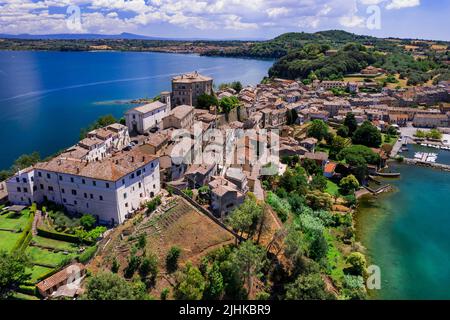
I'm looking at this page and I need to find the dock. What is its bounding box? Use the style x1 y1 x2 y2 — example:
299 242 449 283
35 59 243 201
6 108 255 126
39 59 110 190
403 158 450 172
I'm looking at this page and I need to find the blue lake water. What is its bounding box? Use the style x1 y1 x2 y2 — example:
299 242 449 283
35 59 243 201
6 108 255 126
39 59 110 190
0 51 273 170
356 163 450 299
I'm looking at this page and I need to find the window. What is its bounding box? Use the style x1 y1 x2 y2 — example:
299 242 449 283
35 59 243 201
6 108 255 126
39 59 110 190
70 177 74 183
151 162 154 168
47 173 51 179
123 193 127 199
74 200 77 205
33 186 37 192
16 177 19 182
93 181 97 186
137 170 141 176
31 177 34 182
122 179 125 185
48 186 54 191
63 198 67 203
17 187 21 192
71 190 77 195
140 193 143 198
61 188 65 194
59 175 62 181
153 184 156 189
23 187 28 193
125 203 128 208
40 184 44 190
22 178 27 183
138 182 142 188
130 173 135 179
86 203 89 208
84 193 87 198
38 172 42 177
82 179 86 184
106 182 110 188
90 194 93 199
99 195 103 201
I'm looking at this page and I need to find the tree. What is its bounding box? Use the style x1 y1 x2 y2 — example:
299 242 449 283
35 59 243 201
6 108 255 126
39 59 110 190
137 233 147 249
226 196 263 240
284 226 305 270
139 253 159 287
84 272 148 300
174 263 207 300
279 167 308 195
166 246 182 273
311 174 328 192
0 251 30 299
337 125 349 138
339 174 360 195
285 273 333 300
219 96 240 114
307 120 329 141
197 93 219 110
337 145 380 165
352 121 382 148
124 255 142 279
111 257 120 273
80 214 96 231
160 288 170 300
345 252 367 277
230 241 267 297
344 113 358 136
204 262 224 300
308 231 328 262
330 135 347 159
305 190 332 211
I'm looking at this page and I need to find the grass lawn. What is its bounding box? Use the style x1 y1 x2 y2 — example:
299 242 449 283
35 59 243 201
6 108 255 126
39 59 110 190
324 229 347 285
11 292 40 300
25 246 74 267
27 265 54 283
32 235 79 253
382 134 398 146
326 180 340 196
0 211 30 231
0 230 22 252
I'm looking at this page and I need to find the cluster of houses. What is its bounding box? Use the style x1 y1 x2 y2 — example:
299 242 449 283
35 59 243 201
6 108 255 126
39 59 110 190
5 71 450 226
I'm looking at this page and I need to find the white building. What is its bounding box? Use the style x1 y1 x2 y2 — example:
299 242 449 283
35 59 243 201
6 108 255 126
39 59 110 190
6 148 160 225
125 92 171 135
63 123 131 162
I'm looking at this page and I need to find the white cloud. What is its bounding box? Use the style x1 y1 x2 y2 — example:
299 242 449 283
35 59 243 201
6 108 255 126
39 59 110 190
386 0 420 10
0 0 423 35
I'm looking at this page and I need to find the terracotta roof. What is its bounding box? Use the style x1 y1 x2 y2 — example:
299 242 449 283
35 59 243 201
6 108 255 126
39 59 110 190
172 71 212 83
324 162 337 173
167 105 194 120
128 101 166 114
34 148 158 182
36 263 85 293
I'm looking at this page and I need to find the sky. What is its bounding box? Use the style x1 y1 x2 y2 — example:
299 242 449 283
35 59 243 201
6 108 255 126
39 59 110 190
0 0 449 41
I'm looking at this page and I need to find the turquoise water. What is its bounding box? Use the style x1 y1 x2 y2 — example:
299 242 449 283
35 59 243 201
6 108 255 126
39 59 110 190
0 51 273 170
356 163 450 299
401 144 450 166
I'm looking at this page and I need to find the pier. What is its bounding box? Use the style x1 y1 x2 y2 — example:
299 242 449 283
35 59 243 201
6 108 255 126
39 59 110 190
403 158 450 172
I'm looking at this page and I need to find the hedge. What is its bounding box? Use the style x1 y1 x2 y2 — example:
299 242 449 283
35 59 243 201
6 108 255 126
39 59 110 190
78 245 98 263
12 213 34 252
36 227 89 244
17 285 37 296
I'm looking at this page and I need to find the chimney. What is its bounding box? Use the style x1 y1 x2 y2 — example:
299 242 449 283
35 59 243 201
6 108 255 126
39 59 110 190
142 156 145 162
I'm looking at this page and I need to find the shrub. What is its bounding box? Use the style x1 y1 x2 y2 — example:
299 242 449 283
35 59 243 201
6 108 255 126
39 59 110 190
78 245 98 263
160 288 170 300
266 192 290 222
37 227 85 244
166 246 181 273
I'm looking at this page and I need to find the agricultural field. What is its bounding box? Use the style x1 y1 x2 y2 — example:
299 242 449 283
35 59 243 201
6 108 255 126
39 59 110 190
88 195 235 297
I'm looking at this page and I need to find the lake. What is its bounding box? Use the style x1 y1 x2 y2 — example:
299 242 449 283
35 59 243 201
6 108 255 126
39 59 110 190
356 163 450 299
0 51 273 170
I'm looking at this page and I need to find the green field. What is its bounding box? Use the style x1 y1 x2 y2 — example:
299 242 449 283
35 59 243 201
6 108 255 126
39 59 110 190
32 235 79 252
326 180 340 196
26 265 54 283
0 230 22 252
25 246 73 268
0 211 30 231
